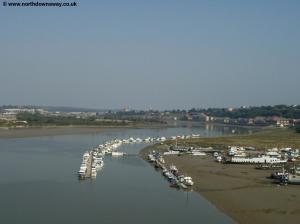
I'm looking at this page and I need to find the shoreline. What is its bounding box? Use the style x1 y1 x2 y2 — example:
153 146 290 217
0 122 263 140
139 142 300 224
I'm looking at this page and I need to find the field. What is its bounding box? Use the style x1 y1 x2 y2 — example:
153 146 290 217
171 128 300 149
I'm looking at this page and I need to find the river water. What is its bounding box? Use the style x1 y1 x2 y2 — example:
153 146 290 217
0 124 251 223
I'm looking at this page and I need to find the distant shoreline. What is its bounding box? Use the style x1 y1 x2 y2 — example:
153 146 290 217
0 121 264 139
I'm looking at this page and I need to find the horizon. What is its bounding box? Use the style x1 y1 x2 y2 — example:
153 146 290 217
0 103 299 112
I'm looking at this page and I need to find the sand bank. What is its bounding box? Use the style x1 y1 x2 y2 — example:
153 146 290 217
140 145 300 224
0 123 173 139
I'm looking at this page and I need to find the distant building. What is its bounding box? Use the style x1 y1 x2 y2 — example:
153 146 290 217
0 113 17 121
248 119 254 125
276 119 293 127
223 118 230 123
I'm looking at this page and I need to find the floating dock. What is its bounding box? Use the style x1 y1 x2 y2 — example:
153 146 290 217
78 152 93 180
85 154 93 179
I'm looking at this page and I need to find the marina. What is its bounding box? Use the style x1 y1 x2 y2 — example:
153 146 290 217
77 135 202 181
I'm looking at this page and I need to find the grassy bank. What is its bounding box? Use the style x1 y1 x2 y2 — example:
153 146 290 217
169 128 300 149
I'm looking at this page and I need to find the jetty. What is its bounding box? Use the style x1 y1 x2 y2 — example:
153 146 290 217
85 154 93 178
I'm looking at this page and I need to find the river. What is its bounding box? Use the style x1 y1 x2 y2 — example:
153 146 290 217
0 124 252 223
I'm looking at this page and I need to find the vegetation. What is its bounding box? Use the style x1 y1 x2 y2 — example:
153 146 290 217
16 112 131 126
166 128 300 149
102 111 166 124
296 125 300 133
188 105 300 119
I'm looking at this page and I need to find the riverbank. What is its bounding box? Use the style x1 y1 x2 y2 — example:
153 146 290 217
140 129 300 224
0 123 169 139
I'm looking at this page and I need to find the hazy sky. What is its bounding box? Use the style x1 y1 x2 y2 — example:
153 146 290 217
0 0 299 110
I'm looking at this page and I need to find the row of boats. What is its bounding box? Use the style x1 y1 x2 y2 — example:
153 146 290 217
78 151 104 179
227 146 300 163
77 137 165 179
148 151 194 189
77 139 123 179
97 134 201 146
77 134 202 180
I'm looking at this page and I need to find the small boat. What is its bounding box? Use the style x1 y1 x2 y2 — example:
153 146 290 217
256 164 271 170
191 151 206 156
213 152 219 157
183 176 194 186
216 156 222 163
148 154 156 162
179 182 188 189
158 157 165 164
169 165 178 174
78 169 86 179
136 138 143 142
112 151 124 156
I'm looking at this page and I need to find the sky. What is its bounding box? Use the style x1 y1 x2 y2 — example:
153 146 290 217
0 0 299 110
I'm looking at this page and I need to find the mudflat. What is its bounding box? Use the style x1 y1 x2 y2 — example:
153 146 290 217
0 126 121 139
0 123 170 139
140 145 300 224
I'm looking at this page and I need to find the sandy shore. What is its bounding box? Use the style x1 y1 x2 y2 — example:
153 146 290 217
0 124 169 139
140 145 300 224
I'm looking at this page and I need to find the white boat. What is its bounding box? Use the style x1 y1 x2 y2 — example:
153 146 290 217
129 137 136 143
148 154 156 162
266 151 281 158
112 151 125 156
169 165 178 173
144 137 151 142
160 137 166 142
228 147 237 156
163 151 179 155
158 157 165 164
216 156 222 163
183 176 194 186
135 138 143 142
231 156 287 164
191 151 206 156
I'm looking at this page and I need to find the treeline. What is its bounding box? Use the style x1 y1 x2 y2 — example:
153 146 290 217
16 112 128 126
189 105 300 119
